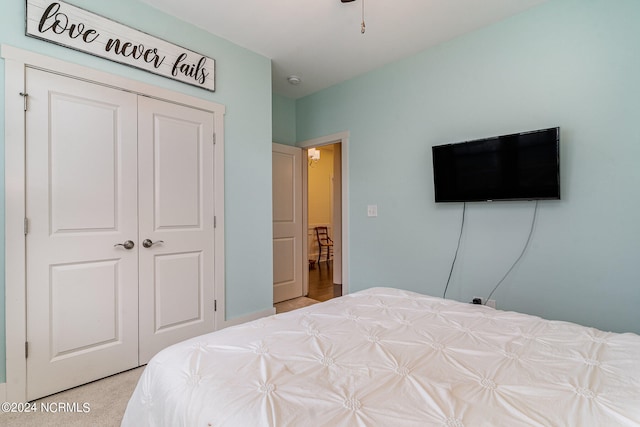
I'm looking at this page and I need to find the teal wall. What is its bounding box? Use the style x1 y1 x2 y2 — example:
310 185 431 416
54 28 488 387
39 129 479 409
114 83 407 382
272 94 297 146
297 0 640 334
0 0 274 383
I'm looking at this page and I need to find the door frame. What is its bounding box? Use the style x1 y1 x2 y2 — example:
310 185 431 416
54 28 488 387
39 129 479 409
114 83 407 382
2 44 226 401
299 131 350 296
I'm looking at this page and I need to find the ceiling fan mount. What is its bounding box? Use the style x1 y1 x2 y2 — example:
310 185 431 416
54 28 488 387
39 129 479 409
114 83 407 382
341 0 365 34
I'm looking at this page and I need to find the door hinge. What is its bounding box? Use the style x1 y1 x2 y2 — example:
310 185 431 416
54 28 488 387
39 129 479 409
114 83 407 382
25 341 29 359
19 92 29 111
214 300 217 312
213 133 216 144
214 216 217 228
24 217 29 235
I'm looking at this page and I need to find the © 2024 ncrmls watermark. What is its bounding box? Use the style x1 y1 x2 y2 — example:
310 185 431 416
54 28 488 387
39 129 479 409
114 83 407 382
2 401 91 413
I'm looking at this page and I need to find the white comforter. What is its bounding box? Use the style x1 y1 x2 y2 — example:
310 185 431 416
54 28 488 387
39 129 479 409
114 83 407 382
122 287 640 426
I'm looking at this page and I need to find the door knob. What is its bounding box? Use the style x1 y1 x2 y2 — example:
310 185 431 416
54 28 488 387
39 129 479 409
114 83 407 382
142 239 164 248
114 240 135 250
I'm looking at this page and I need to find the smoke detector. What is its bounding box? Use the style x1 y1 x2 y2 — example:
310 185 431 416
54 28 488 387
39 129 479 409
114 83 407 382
287 75 302 85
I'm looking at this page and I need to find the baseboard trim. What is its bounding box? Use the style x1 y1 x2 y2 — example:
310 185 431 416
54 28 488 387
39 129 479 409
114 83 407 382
220 307 276 329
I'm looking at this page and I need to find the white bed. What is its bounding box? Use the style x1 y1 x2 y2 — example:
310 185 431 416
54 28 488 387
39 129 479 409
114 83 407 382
122 287 640 426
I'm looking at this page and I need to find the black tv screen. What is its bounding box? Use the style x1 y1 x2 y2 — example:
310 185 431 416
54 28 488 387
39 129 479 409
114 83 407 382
432 127 560 203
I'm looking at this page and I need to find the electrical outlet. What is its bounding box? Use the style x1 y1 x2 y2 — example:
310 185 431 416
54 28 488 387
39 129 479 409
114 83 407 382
472 297 496 309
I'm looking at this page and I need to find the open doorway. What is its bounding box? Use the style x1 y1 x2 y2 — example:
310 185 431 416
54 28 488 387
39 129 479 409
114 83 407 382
306 143 342 302
273 131 349 314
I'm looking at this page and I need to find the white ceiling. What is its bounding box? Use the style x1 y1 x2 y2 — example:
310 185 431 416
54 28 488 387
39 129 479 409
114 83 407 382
140 0 549 99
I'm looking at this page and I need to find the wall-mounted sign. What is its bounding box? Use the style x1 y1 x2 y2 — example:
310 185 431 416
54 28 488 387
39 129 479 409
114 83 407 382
26 0 215 92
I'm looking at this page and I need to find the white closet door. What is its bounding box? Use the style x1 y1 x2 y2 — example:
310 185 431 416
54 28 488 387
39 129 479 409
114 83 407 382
25 68 139 400
137 97 216 364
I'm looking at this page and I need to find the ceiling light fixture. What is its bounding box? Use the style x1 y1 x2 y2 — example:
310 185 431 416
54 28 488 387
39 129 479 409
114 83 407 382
340 0 366 34
287 75 302 85
308 148 320 166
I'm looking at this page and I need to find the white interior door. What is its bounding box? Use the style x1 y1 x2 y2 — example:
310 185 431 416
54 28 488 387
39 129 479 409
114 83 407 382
25 68 139 400
272 143 303 303
137 97 216 364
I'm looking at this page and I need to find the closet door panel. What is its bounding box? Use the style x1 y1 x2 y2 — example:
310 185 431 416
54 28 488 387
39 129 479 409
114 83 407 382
25 68 139 401
138 97 216 364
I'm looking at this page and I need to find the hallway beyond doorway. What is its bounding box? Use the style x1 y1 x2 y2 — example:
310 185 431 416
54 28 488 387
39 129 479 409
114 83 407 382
274 260 342 314
307 261 342 302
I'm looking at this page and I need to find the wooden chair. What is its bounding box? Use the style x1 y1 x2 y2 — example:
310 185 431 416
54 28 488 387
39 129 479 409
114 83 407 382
314 226 333 263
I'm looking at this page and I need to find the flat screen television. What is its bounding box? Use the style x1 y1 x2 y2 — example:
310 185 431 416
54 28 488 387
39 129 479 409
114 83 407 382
432 127 560 203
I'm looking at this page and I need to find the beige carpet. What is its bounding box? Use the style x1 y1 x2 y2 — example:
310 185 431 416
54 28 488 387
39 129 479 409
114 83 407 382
0 366 144 427
274 296 320 313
